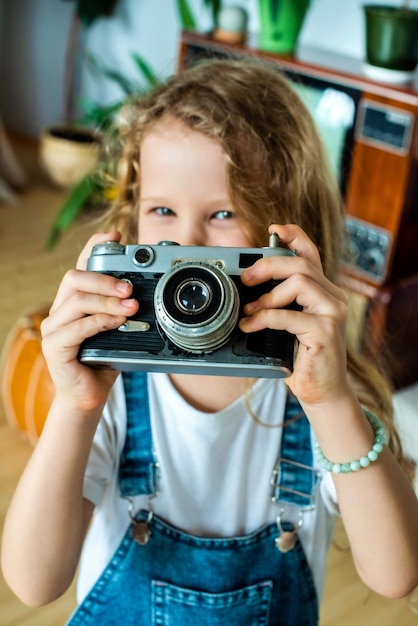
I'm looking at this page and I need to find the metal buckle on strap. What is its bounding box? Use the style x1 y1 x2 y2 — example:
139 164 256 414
270 457 321 507
128 496 155 546
275 506 305 553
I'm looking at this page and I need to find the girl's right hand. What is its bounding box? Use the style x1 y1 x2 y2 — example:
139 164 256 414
40 232 139 413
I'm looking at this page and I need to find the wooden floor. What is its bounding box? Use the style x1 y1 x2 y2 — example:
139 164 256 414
0 137 417 624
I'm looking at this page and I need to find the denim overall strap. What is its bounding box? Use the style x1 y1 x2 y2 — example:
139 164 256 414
120 372 318 506
271 392 320 508
119 371 158 497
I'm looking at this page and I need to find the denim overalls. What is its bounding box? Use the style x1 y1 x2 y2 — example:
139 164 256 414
67 372 320 625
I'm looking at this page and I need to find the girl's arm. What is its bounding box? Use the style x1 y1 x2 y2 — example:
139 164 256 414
240 223 418 599
1 399 98 606
1 232 139 606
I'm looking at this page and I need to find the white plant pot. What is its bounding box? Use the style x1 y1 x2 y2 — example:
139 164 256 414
40 126 100 188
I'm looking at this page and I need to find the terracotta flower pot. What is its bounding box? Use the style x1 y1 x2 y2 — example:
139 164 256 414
40 126 100 188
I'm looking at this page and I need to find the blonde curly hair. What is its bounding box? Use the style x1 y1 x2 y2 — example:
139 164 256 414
99 58 409 476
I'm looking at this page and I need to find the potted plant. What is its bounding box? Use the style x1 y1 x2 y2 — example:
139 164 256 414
258 0 311 55
363 2 418 81
46 51 160 248
46 0 226 248
40 0 122 190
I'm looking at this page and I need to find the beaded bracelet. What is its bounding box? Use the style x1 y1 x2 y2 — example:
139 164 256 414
314 409 386 474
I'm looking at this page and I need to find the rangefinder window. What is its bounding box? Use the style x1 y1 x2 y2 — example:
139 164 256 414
239 253 263 268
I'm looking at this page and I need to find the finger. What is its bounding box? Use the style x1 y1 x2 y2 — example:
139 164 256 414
239 306 345 361
43 292 139 337
42 312 129 365
241 252 343 306
50 267 133 314
76 231 122 271
42 314 126 377
268 224 323 272
243 271 347 318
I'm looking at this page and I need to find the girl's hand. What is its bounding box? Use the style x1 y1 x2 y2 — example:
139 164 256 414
41 232 139 413
239 224 349 407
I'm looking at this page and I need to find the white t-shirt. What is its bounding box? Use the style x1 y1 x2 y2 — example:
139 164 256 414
78 373 338 604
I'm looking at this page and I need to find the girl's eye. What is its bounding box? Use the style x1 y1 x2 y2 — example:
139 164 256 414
212 210 234 220
153 207 175 216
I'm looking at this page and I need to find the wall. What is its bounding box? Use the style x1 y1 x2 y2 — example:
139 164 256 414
0 0 417 138
0 0 74 136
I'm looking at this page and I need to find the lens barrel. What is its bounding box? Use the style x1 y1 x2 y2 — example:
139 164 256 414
154 261 239 352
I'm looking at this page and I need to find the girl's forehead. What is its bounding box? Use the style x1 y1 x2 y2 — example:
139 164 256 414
140 117 227 165
142 115 195 141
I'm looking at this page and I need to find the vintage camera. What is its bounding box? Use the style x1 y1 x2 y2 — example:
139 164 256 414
78 234 300 377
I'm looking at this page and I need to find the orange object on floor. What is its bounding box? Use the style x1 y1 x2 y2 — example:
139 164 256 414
0 304 53 444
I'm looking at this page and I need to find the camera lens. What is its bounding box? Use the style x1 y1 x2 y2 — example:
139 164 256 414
154 261 239 353
176 280 212 315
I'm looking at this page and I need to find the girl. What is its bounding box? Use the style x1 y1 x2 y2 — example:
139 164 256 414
2 59 418 626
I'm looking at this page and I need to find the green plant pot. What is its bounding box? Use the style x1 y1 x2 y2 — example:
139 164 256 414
364 5 418 71
259 0 310 55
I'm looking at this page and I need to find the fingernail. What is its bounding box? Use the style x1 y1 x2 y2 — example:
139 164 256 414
121 298 136 308
241 268 253 283
239 318 250 332
244 301 258 314
116 280 131 294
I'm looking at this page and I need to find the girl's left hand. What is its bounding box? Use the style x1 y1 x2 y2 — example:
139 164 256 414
239 224 350 407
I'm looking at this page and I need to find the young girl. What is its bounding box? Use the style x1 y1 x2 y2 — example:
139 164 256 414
2 59 418 626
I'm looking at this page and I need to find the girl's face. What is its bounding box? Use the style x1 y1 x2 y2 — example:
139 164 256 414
137 116 253 248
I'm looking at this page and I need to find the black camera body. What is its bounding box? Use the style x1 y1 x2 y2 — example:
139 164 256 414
78 235 299 377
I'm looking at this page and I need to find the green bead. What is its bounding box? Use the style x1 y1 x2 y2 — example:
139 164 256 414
314 409 385 475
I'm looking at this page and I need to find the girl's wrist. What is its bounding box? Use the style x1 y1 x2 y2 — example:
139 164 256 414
49 393 105 426
314 409 386 474
300 389 378 466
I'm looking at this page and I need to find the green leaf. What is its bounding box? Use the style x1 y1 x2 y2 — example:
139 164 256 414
202 0 221 24
80 52 159 129
85 53 138 95
176 0 196 29
131 53 160 88
73 0 120 27
77 99 125 129
46 174 99 249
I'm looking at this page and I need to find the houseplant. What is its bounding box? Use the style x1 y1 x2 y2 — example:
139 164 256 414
46 0 226 248
258 0 311 55
363 2 418 79
46 51 160 248
40 0 122 190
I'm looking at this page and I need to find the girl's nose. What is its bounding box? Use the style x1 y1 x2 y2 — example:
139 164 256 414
178 222 207 247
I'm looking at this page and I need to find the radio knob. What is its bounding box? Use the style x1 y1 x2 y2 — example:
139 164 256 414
363 248 384 276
